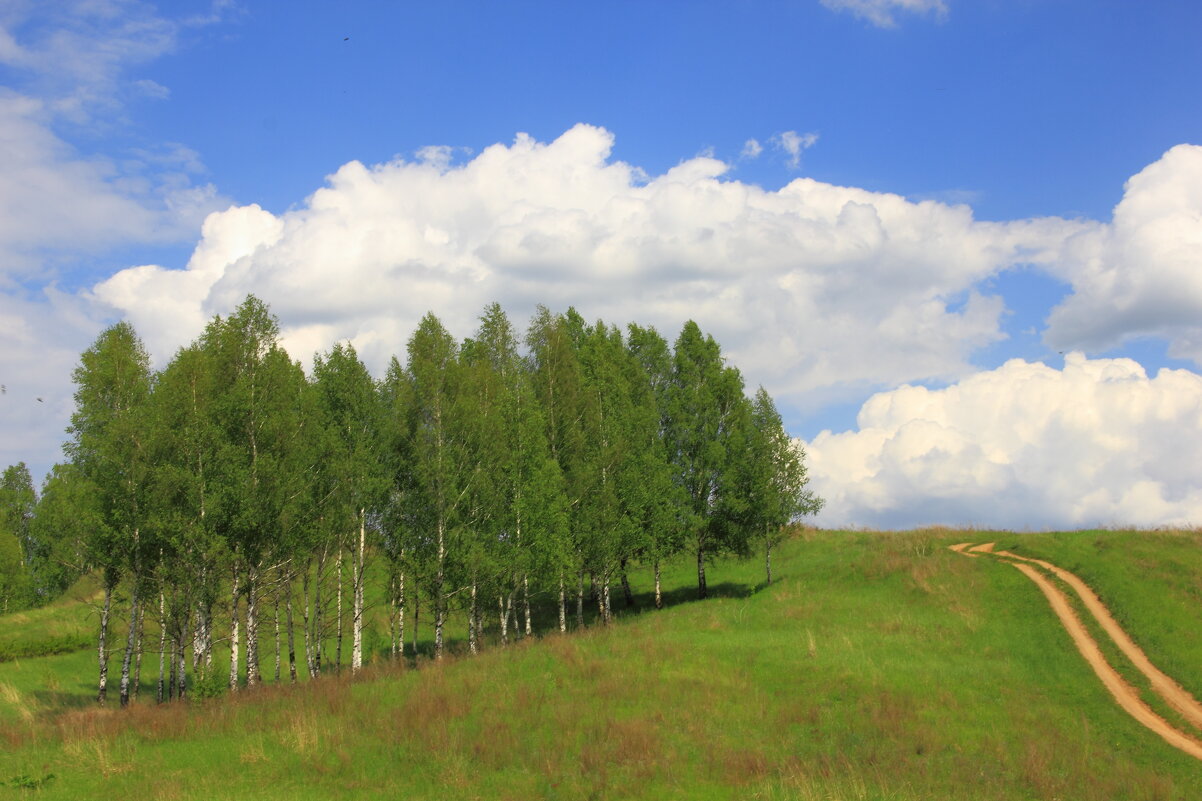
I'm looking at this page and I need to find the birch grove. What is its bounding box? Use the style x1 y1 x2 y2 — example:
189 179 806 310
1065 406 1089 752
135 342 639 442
18 295 817 704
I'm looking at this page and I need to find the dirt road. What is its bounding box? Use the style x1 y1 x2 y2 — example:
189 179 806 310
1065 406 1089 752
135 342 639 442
951 542 1202 761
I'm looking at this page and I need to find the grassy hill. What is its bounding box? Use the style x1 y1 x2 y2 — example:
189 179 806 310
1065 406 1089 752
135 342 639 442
2 529 1202 799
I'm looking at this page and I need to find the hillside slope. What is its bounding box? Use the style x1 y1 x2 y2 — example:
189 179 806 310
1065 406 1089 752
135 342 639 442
2 530 1202 800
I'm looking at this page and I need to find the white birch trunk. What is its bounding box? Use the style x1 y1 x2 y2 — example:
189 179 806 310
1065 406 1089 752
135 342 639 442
132 601 144 701
558 571 567 634
285 574 298 684
119 584 139 706
605 577 612 623
157 591 166 703
228 561 240 692
97 581 112 705
273 594 281 683
192 606 205 670
468 582 478 655
176 616 188 700
499 594 508 645
412 592 419 656
434 519 446 661
352 509 365 673
523 574 532 637
302 568 314 678
313 554 324 676
246 562 260 687
397 569 405 660
388 577 397 659
168 638 176 701
335 548 344 673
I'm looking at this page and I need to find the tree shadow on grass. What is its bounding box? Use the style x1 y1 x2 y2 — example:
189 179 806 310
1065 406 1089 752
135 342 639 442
623 580 757 615
403 577 762 662
28 687 95 712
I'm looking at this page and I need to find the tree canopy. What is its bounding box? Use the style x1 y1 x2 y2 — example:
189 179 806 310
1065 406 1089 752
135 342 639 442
7 296 821 701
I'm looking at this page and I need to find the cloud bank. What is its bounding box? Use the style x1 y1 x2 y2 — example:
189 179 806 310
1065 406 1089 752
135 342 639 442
1043 144 1202 361
93 124 1080 400
807 353 1202 529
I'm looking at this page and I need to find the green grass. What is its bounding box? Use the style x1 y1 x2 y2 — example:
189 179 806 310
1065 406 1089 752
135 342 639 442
1 529 1201 799
0 573 101 664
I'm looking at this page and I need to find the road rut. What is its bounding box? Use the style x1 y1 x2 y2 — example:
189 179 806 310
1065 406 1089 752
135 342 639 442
951 542 1202 761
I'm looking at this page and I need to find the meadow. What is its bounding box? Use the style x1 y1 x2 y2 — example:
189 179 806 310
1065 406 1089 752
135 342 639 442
2 528 1202 800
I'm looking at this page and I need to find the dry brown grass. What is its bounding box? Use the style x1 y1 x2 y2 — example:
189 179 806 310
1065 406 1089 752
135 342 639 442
603 717 663 780
281 707 321 755
0 680 35 723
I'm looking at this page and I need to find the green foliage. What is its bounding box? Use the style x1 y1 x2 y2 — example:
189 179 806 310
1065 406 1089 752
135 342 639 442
198 296 307 568
312 340 390 527
0 463 36 573
0 630 90 663
726 387 823 582
664 320 753 596
10 295 821 710
26 464 94 600
0 523 31 613
65 321 155 587
189 668 226 700
7 773 55 790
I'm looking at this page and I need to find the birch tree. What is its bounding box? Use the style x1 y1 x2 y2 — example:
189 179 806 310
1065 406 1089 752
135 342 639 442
623 325 686 609
199 296 306 689
147 344 224 692
463 303 568 643
312 342 388 673
527 307 593 627
741 387 822 584
400 313 472 660
664 321 749 600
380 357 413 658
66 322 155 705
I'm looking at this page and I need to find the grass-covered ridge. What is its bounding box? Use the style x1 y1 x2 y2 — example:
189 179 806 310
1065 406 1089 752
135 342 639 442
3 529 1202 800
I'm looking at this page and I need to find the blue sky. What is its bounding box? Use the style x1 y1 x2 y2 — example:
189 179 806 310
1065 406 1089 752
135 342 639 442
2 0 1201 528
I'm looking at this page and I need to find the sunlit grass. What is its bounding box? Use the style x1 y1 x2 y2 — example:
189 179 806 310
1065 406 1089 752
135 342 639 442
1 528 1201 799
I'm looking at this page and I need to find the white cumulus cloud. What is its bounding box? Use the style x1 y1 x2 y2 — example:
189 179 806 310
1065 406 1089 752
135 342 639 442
1042 144 1202 363
772 130 819 169
806 353 1202 529
91 124 1079 398
740 138 763 160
